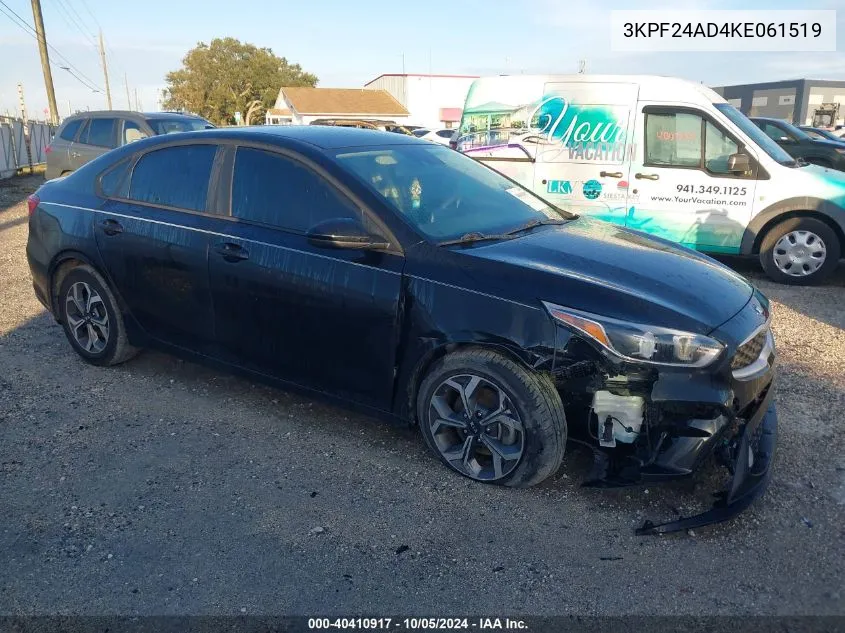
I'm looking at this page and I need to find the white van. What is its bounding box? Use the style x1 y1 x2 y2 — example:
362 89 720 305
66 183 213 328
456 75 845 284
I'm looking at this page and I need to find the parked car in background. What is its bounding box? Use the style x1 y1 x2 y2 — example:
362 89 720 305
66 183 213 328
750 117 845 171
417 128 456 145
46 111 214 180
798 126 845 142
412 128 430 138
26 126 777 535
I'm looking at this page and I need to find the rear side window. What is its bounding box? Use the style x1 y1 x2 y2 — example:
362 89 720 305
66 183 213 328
100 158 132 198
231 147 359 232
80 118 117 148
59 119 84 141
436 130 453 138
129 144 217 212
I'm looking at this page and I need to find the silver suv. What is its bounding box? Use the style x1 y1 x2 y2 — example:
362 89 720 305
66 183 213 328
46 111 214 180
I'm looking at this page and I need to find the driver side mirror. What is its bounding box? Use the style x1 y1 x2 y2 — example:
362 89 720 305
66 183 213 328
306 217 389 251
727 152 752 173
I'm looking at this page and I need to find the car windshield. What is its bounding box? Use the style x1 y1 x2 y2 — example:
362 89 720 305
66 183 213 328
146 118 214 135
334 144 573 242
714 104 797 166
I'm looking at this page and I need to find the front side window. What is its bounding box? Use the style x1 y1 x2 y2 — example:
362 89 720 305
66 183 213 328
129 144 217 211
714 104 795 165
645 112 703 167
121 120 149 145
81 118 117 148
59 119 83 141
334 144 571 242
645 110 742 175
232 147 360 232
759 122 793 143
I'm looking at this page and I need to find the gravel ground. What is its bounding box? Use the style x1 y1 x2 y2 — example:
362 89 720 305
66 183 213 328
0 173 843 616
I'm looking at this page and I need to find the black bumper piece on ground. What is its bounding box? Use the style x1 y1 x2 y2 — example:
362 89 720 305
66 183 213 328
635 391 778 536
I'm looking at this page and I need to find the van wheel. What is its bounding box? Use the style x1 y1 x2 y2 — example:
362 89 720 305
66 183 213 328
57 265 139 366
417 348 566 487
759 217 840 285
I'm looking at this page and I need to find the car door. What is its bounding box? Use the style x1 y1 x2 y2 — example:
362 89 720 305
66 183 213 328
70 117 118 169
625 105 757 253
208 145 404 410
93 142 221 353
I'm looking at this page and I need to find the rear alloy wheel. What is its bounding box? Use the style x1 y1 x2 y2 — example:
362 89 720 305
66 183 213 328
417 349 566 487
57 265 139 366
759 217 840 285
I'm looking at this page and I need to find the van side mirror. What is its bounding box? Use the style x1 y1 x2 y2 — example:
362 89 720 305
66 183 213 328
727 153 751 173
306 217 389 251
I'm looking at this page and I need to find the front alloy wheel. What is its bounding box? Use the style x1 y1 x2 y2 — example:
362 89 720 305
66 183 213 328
417 348 566 488
428 374 525 481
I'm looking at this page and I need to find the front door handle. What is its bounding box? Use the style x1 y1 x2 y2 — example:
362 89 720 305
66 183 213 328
635 172 660 181
213 242 249 262
600 171 623 178
98 219 123 236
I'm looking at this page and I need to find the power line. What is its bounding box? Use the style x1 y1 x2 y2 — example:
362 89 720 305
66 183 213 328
50 0 97 47
0 0 102 93
55 0 95 38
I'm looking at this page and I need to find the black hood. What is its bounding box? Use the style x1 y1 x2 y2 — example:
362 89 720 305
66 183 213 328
450 218 753 335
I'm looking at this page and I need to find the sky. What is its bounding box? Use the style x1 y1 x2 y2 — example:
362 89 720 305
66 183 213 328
1 0 843 118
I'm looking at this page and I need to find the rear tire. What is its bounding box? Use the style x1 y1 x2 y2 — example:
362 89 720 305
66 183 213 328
417 348 566 487
57 265 139 366
759 216 840 285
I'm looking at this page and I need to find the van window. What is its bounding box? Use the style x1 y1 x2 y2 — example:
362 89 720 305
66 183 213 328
645 111 740 174
645 113 702 167
129 144 217 211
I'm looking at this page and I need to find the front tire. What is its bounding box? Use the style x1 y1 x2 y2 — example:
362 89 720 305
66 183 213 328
417 348 566 487
759 217 840 285
57 265 138 366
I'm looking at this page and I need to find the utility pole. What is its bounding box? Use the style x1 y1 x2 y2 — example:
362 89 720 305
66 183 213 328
30 0 59 125
124 73 131 110
578 59 587 74
135 88 142 112
98 29 113 109
18 84 34 172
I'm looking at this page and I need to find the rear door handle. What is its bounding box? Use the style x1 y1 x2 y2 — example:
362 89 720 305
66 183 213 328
98 219 123 236
600 171 623 178
213 242 249 262
635 172 660 181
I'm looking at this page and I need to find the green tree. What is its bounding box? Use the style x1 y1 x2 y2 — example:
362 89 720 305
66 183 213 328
161 38 317 125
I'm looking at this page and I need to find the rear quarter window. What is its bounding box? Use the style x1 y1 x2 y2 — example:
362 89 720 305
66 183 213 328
128 144 218 212
99 158 132 198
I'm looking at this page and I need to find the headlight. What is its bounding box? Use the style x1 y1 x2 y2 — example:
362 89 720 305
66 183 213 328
543 302 725 368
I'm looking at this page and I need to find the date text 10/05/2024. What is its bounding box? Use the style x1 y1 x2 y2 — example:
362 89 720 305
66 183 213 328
307 618 528 630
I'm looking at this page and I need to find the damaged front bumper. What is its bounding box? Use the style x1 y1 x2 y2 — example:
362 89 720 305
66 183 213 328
636 385 777 535
552 302 778 535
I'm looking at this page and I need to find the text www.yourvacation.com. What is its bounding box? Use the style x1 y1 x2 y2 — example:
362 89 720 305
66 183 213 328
650 195 748 206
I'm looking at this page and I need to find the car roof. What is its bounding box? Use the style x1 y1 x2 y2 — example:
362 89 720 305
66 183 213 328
63 110 205 121
165 125 426 150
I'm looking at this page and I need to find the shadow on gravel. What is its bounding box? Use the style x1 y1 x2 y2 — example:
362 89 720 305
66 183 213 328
0 173 44 215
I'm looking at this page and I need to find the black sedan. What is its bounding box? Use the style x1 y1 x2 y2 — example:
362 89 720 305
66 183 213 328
751 116 845 171
26 127 777 534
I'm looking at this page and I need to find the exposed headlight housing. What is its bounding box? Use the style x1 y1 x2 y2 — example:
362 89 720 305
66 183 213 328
543 302 725 368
